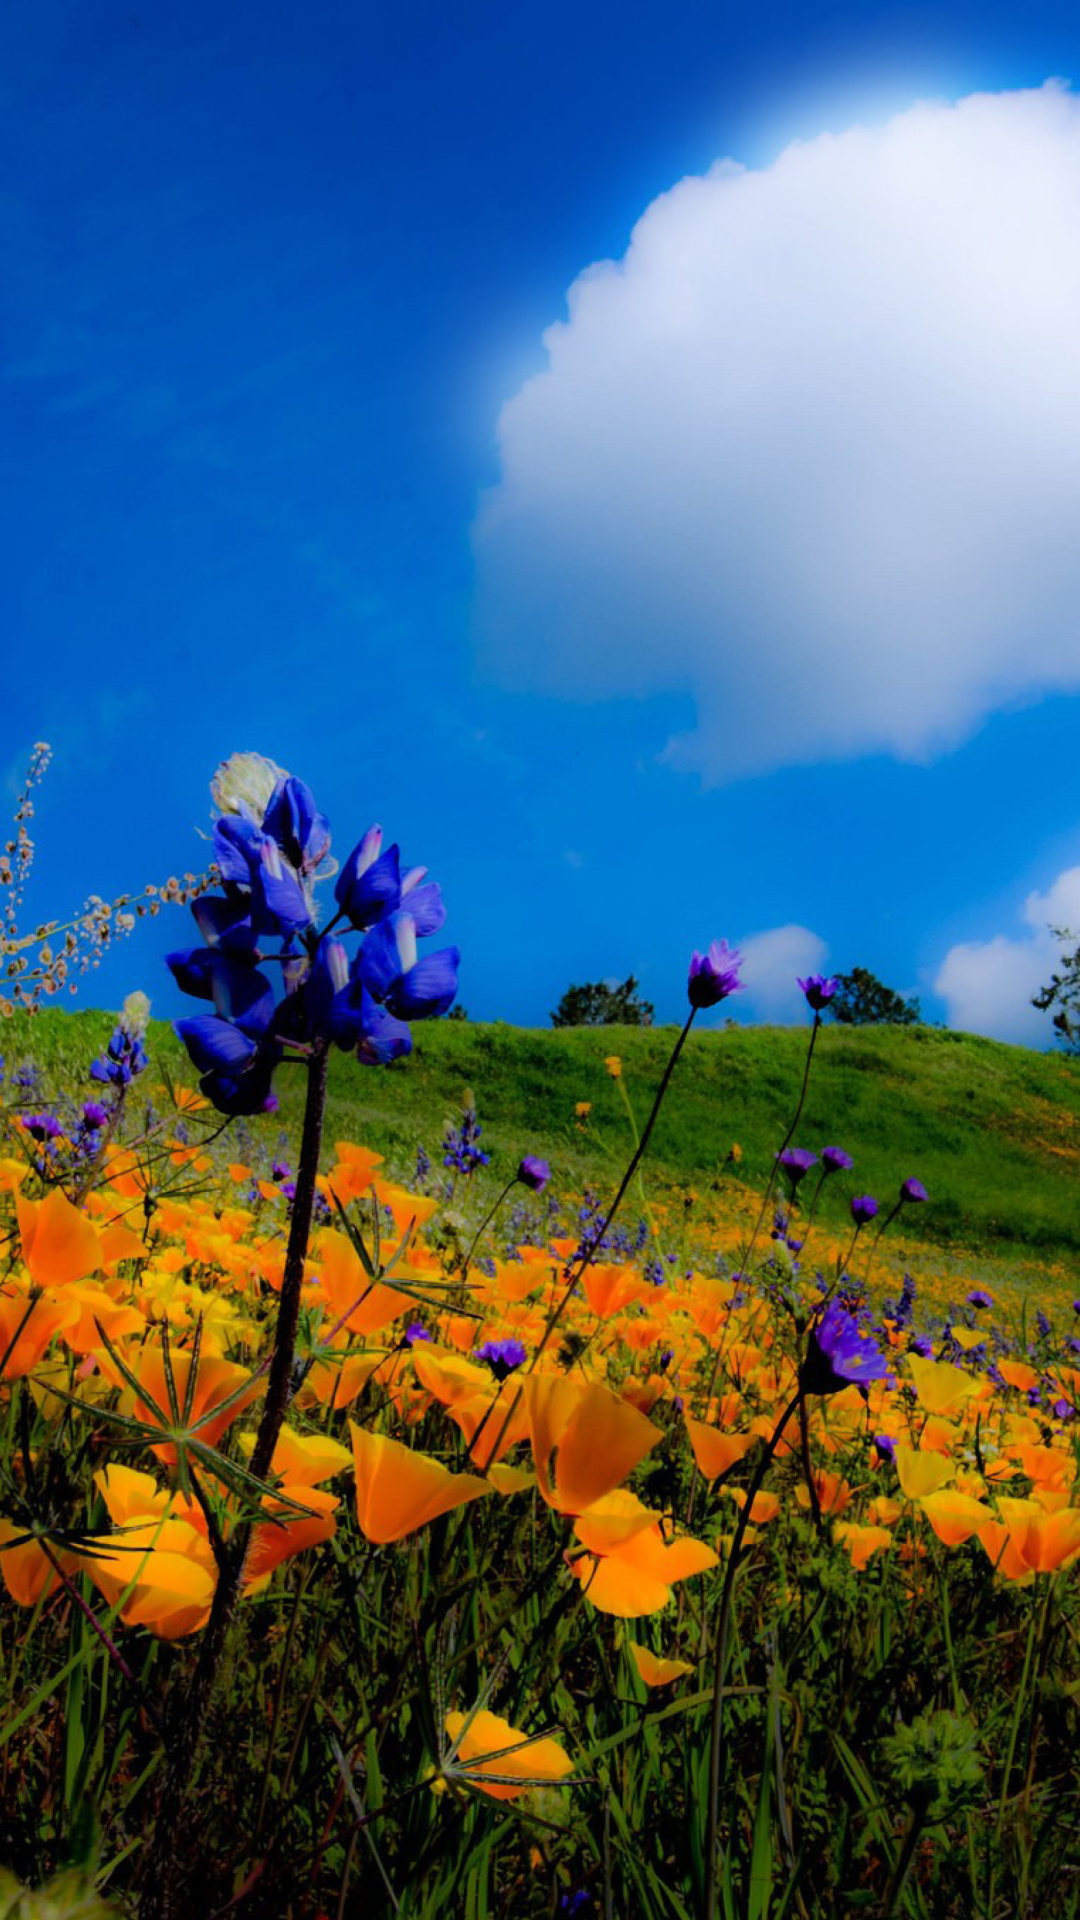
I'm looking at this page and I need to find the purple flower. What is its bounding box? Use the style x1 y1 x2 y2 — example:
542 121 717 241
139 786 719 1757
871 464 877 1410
688 940 744 1009
821 1145 853 1173
405 1322 432 1345
517 1154 551 1193
81 1101 109 1130
24 1112 62 1141
778 1147 817 1185
900 1178 928 1205
909 1334 933 1358
873 1433 896 1463
475 1337 527 1381
966 1289 993 1310
850 1194 879 1227
797 974 838 1012
801 1302 890 1395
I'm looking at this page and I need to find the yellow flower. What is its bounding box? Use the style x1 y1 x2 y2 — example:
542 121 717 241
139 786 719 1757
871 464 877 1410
604 1055 623 1078
575 1101 591 1119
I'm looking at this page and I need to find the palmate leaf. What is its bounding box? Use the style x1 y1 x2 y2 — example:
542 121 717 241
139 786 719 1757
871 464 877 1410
35 1321 317 1525
322 1190 481 1324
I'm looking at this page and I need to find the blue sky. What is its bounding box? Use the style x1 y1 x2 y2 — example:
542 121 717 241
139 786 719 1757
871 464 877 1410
4 1 1080 1041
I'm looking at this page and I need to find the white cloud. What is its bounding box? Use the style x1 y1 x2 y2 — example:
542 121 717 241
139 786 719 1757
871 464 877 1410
934 865 1080 1043
474 84 1080 781
737 923 828 1021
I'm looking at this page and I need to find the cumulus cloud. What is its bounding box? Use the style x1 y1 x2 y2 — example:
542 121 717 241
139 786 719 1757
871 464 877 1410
934 866 1080 1043
736 924 828 1022
474 85 1080 781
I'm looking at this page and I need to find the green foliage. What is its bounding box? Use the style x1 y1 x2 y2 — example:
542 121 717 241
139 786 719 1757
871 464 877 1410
5 1014 1080 1916
550 975 655 1028
10 1009 1080 1274
880 1707 984 1820
1032 927 1080 1051
828 966 921 1027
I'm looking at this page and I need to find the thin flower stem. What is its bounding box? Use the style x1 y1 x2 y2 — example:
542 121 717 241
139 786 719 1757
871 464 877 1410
38 1539 165 1739
460 1175 518 1286
704 1389 800 1919
740 1013 821 1275
696 1017 821 1426
469 1010 697 1472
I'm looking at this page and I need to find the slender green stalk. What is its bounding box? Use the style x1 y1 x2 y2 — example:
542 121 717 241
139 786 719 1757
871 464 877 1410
704 1390 800 1918
138 1040 330 1920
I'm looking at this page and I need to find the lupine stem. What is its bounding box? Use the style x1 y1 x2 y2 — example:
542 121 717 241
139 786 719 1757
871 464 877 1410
138 1040 330 1920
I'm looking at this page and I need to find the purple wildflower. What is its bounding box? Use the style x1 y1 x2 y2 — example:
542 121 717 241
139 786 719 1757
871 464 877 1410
81 1101 109 1130
900 1178 928 1205
850 1194 879 1227
778 1147 817 1185
517 1154 551 1193
801 1302 890 1395
797 974 838 1012
873 1433 896 1463
405 1323 432 1345
475 1337 527 1381
966 1289 993 1310
687 940 744 1009
821 1145 853 1173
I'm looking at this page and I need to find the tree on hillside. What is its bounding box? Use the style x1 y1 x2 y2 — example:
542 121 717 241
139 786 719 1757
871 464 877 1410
826 967 920 1027
550 975 655 1028
1032 929 1080 1051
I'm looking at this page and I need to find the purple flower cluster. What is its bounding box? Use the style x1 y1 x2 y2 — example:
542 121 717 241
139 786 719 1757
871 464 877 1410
168 760 459 1114
443 1108 489 1176
90 1025 148 1090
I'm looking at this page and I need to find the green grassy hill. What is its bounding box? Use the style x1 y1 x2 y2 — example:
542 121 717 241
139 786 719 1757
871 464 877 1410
8 1011 1080 1279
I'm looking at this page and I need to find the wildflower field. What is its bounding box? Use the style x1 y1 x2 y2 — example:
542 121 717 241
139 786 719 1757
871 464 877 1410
6 758 1080 1919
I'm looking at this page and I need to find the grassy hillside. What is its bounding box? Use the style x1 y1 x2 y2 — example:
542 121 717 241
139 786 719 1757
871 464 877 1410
7 1009 1080 1278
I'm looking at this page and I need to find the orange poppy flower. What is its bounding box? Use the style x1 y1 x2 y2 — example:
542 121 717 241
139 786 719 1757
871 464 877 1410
0 1287 77 1380
15 1189 101 1289
627 1642 695 1688
442 1708 573 1800
349 1424 490 1543
523 1375 658 1514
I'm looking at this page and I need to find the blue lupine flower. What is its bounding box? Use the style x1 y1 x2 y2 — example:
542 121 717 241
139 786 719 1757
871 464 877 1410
357 910 459 1020
169 762 457 1113
443 1108 489 1175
